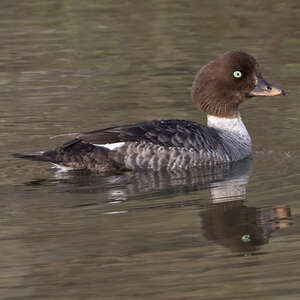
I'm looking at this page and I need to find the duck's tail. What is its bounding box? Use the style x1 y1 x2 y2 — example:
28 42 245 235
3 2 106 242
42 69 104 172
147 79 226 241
12 143 125 172
12 150 58 162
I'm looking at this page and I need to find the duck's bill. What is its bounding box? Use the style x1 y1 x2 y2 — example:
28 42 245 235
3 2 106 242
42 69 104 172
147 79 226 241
249 77 285 97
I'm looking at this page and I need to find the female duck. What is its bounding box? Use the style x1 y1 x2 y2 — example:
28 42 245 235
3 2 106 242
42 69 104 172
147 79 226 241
13 51 285 172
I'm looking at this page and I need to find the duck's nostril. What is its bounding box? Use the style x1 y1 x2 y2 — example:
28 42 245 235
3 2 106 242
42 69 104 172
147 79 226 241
267 85 272 90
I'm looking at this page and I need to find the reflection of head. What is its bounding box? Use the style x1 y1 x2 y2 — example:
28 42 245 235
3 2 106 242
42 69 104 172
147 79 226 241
198 158 292 254
200 203 291 253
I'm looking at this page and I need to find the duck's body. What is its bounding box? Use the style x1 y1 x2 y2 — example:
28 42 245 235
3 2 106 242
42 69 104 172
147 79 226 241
17 116 250 172
13 51 284 172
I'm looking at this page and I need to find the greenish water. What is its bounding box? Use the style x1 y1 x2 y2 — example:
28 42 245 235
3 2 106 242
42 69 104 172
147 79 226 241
2 0 300 299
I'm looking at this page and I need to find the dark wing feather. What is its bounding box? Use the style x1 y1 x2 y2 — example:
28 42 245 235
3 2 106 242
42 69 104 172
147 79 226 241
61 120 225 152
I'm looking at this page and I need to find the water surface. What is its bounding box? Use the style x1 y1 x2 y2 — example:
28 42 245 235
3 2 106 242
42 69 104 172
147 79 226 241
3 1 300 299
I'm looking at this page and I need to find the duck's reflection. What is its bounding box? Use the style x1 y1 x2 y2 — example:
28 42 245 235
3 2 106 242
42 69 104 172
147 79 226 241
31 158 292 254
114 159 291 253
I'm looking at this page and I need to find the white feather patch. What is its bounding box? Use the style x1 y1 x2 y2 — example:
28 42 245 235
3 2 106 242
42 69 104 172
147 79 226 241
51 163 74 172
92 142 125 150
207 113 251 142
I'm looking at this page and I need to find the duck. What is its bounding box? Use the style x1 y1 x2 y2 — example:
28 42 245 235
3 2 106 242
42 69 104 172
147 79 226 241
13 51 285 172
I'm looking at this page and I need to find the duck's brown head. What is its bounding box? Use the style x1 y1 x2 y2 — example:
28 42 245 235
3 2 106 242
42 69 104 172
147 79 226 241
191 51 285 118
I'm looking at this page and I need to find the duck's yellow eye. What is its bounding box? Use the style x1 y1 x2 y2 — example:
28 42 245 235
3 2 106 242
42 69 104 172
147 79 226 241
233 70 242 78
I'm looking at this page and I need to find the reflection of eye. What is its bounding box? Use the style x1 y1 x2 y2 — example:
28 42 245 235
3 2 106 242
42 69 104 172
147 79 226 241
233 70 243 78
241 234 251 243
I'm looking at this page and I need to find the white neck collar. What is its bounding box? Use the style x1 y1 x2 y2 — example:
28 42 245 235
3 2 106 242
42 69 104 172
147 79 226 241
207 113 250 140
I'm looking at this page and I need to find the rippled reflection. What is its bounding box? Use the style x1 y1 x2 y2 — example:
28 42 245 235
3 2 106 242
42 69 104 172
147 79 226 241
26 158 292 255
